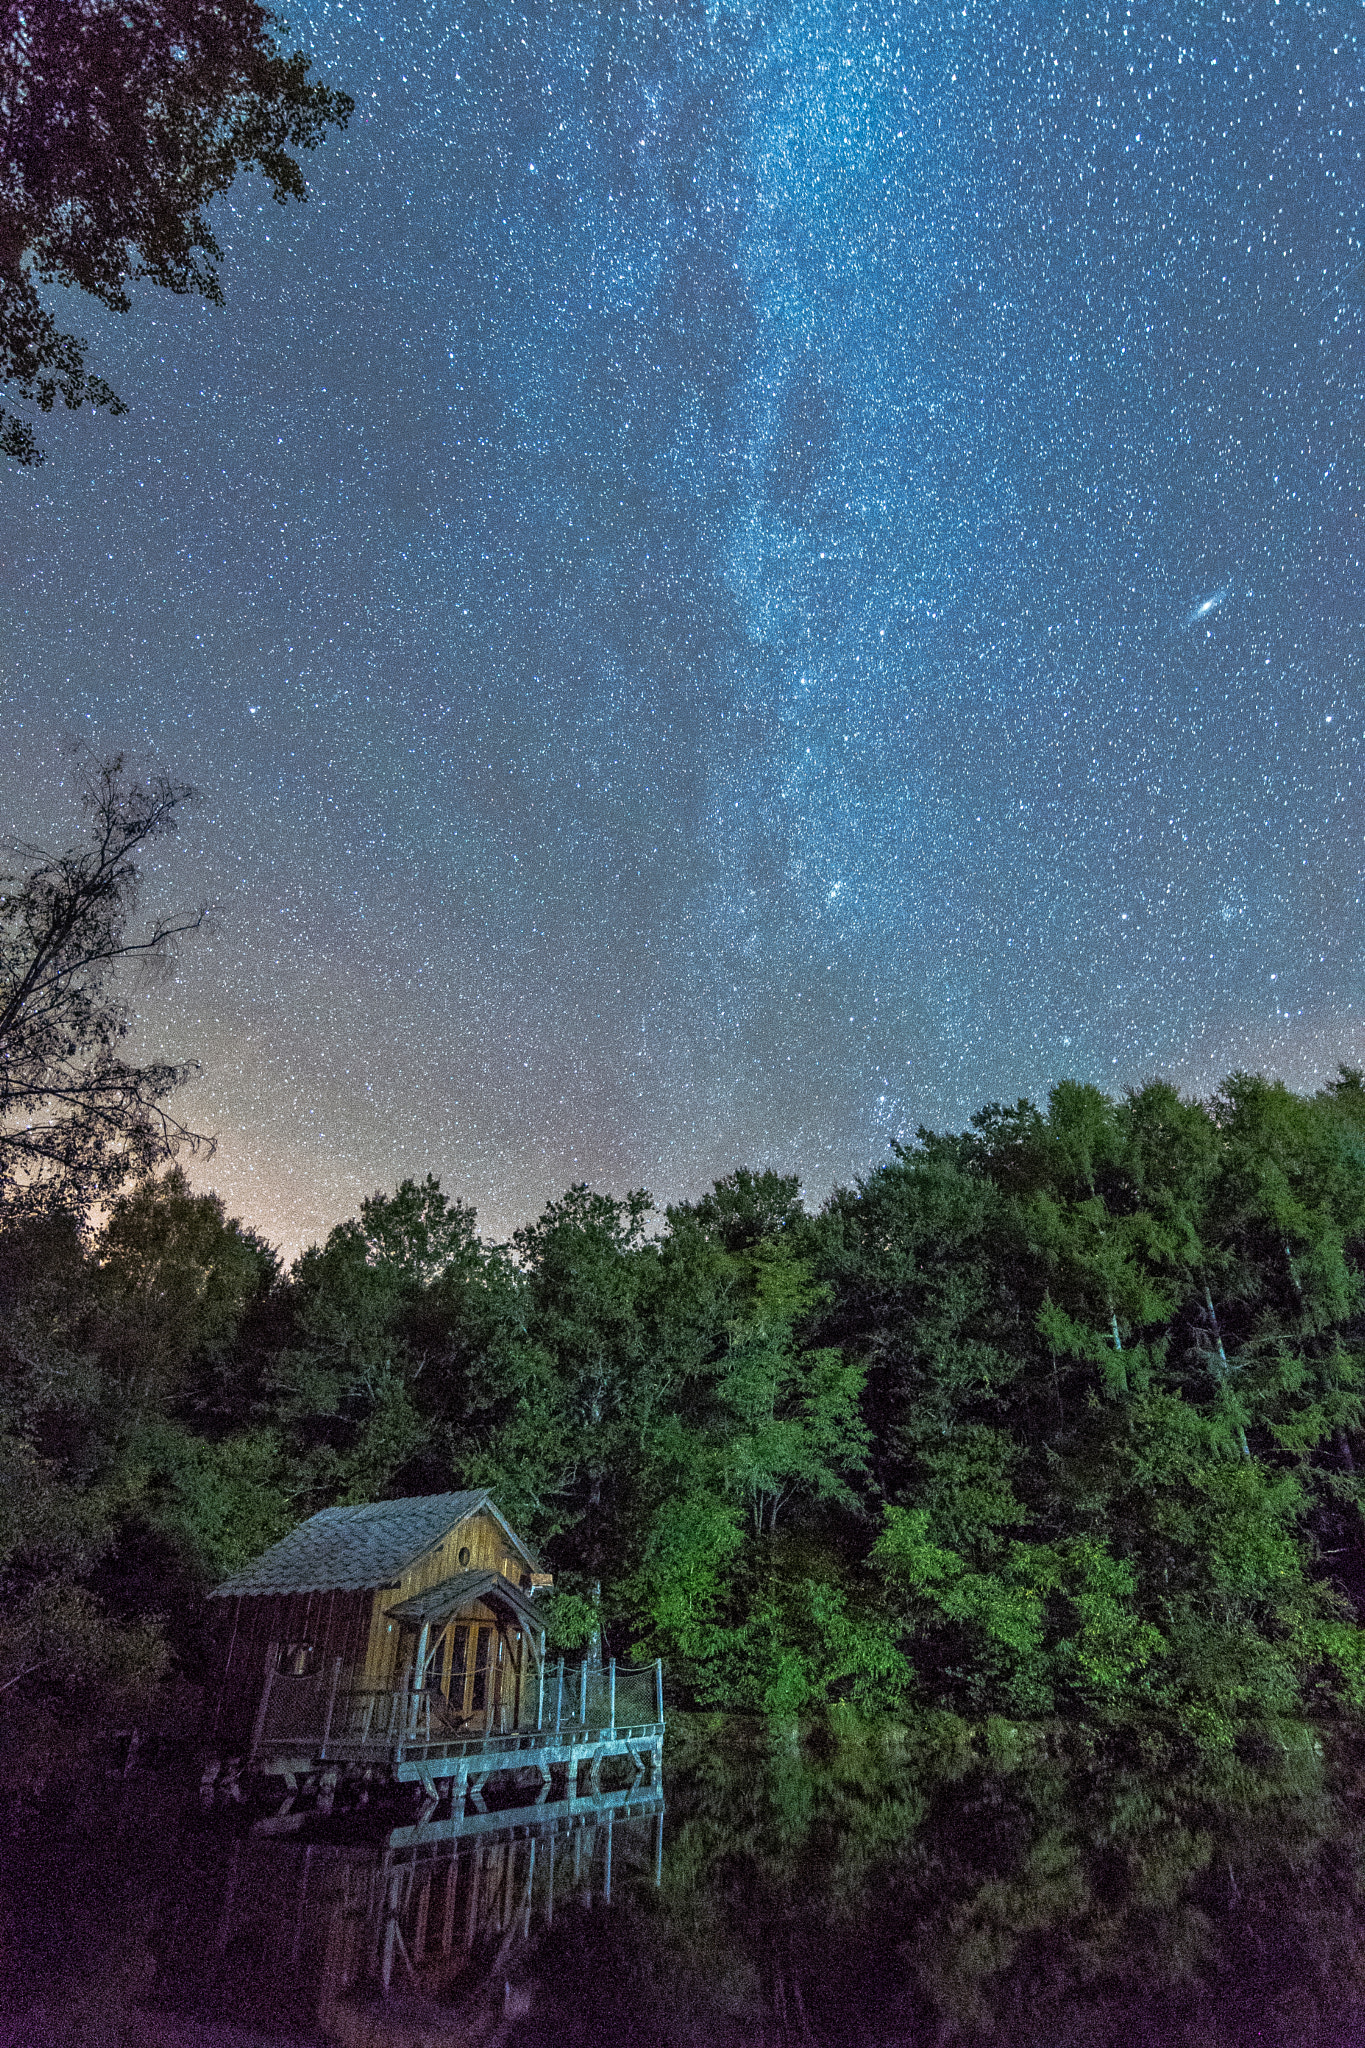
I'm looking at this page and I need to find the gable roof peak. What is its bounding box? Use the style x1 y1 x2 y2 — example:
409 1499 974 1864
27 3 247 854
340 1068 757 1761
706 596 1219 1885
209 1488 536 1599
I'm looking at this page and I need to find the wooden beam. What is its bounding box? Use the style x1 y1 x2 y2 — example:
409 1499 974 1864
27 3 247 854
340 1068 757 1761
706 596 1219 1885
440 1852 458 1956
249 1643 279 1760
385 1783 663 1851
464 1843 483 1955
319 1656 342 1757
413 1873 430 1962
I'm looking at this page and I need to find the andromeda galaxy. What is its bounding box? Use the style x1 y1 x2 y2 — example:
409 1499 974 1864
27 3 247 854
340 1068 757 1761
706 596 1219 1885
1185 587 1230 627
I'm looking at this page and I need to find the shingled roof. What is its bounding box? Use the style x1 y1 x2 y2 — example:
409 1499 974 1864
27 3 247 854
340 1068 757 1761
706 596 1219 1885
209 1490 536 1598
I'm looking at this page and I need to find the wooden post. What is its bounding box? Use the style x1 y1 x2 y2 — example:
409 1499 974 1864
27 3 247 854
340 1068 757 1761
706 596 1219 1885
319 1656 342 1757
655 1656 664 1726
394 1674 408 1764
216 1835 242 1952
381 1868 402 1992
654 1809 664 1887
536 1633 546 1730
554 1658 565 1733
413 1873 430 1963
249 1643 279 1760
464 1843 483 1954
578 1658 588 1727
603 1813 613 1904
546 1831 556 1929
501 1840 516 1930
415 1621 430 1695
608 1657 616 1732
291 1844 314 1967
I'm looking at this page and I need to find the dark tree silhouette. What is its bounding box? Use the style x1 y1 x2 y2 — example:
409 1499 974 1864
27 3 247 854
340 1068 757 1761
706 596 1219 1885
0 758 210 1216
0 0 352 465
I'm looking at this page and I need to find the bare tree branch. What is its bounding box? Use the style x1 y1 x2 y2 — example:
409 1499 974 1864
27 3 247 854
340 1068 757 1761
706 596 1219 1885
0 756 213 1218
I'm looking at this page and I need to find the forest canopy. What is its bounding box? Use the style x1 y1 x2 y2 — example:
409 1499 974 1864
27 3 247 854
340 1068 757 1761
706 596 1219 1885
6 1061 1365 1779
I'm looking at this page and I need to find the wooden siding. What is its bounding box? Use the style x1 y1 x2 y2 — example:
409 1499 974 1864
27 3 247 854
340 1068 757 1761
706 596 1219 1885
209 1504 540 1744
213 1586 373 1749
361 1508 531 1686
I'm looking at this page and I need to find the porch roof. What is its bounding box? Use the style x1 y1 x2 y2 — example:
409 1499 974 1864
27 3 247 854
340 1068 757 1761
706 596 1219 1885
209 1490 539 1597
385 1567 544 1638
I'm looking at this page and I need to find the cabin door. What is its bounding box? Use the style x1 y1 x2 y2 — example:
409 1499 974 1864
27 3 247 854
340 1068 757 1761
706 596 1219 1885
447 1621 502 1728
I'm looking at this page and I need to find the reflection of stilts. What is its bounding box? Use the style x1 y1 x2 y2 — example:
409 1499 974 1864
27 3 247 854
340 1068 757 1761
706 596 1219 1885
379 1865 411 1993
292 1844 314 1967
216 1783 664 2040
216 1835 241 1954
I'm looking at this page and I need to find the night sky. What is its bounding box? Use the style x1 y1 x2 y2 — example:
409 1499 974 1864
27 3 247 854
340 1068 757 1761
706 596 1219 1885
2 0 1362 1255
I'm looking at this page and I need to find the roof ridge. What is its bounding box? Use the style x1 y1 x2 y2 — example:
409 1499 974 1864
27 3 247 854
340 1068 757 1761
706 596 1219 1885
306 1488 489 1523
209 1488 507 1598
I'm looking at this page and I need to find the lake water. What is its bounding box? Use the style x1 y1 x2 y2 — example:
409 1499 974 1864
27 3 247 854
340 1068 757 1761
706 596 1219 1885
5 1714 1365 2047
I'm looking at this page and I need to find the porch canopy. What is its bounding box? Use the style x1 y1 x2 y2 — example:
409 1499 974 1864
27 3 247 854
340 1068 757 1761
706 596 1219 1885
386 1568 546 1662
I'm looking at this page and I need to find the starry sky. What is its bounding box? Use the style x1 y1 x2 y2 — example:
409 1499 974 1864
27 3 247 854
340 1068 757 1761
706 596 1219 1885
1 0 1362 1256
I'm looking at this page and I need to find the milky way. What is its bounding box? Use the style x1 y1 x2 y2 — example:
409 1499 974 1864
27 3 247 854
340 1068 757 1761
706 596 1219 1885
1 0 1361 1253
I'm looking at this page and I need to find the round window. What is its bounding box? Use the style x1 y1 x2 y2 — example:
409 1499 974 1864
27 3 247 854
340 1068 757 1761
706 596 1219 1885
458 1545 471 1567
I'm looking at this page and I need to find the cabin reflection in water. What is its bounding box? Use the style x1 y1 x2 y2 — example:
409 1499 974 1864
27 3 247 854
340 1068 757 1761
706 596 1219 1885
217 1787 664 2042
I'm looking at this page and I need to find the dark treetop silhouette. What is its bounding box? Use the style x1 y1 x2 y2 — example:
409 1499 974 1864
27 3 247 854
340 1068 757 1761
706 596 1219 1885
0 0 352 465
0 757 209 1217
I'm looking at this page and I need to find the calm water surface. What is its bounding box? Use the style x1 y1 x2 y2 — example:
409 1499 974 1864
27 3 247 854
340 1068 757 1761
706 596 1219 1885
6 1716 1365 2047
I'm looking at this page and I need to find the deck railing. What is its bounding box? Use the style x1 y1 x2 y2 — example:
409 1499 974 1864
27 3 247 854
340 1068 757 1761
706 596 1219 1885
249 1654 664 1762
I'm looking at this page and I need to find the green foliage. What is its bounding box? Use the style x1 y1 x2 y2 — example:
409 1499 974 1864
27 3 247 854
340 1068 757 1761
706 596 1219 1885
124 1420 295 1586
11 1065 1365 1767
810 1068 1365 1728
536 1588 602 1652
97 1167 278 1412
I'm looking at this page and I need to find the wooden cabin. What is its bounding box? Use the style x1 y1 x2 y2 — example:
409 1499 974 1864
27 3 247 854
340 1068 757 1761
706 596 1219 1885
208 1490 552 1752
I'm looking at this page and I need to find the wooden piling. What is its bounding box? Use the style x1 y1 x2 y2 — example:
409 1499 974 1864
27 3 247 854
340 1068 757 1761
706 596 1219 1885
440 1852 458 1956
319 1655 342 1757
249 1643 279 1759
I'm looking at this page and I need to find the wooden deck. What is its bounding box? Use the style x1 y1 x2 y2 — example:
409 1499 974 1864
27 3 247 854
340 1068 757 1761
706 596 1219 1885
203 1654 665 1820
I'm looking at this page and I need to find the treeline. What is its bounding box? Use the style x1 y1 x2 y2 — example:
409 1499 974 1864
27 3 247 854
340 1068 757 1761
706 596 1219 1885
6 1069 1365 1772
